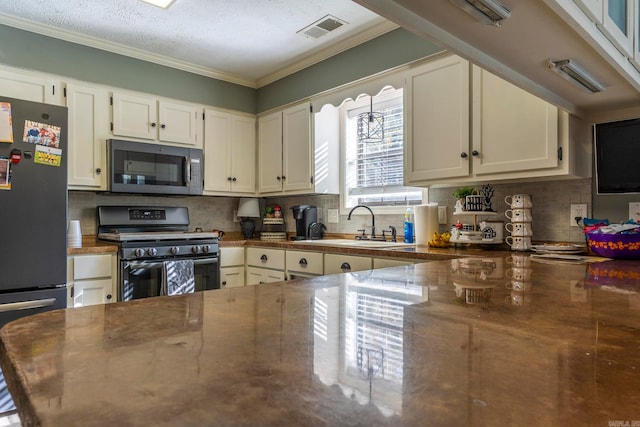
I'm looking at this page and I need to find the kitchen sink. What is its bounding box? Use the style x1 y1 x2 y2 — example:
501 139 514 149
293 239 412 248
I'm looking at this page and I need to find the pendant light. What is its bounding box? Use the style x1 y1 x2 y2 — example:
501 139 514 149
357 95 384 143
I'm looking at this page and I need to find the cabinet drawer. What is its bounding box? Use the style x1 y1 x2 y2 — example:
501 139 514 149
286 250 323 275
246 247 285 270
324 254 372 275
73 254 112 280
220 247 245 267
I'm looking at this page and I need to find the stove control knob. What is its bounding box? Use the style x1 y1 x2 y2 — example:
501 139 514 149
147 248 158 257
134 248 145 258
191 246 200 254
170 246 180 255
202 245 210 253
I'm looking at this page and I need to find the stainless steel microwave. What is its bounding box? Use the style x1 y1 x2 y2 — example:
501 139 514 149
107 139 203 195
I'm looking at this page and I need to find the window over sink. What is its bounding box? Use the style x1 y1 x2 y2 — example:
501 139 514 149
341 86 424 214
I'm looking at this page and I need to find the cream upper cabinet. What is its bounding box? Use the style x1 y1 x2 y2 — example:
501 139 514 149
203 108 256 195
405 55 590 186
471 66 560 176
0 65 64 105
404 55 471 183
66 82 110 190
111 91 201 147
258 102 313 194
601 0 634 56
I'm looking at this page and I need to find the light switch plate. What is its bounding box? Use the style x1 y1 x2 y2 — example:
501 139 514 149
438 206 447 224
629 202 640 222
328 208 339 224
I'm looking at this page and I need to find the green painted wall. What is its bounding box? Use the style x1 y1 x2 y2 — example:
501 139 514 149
0 25 442 115
0 24 256 113
256 28 443 113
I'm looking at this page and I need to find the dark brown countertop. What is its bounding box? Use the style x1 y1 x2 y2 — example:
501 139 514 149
2 255 640 426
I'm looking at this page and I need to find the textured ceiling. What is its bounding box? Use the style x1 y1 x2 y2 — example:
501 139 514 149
0 0 392 87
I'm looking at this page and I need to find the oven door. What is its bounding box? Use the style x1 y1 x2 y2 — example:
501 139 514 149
120 256 219 301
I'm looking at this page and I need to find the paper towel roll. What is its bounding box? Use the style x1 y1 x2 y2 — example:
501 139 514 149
414 203 439 247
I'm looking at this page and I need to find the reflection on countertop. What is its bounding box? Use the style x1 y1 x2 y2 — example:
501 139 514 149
1 256 640 426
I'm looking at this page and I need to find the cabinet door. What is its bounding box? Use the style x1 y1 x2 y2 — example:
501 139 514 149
404 55 471 183
602 0 633 55
0 67 62 105
471 66 559 175
158 100 200 146
324 254 372 275
71 279 114 307
66 83 109 189
112 92 157 139
230 114 256 193
221 266 245 288
204 109 233 192
282 102 312 192
258 111 284 193
246 267 286 285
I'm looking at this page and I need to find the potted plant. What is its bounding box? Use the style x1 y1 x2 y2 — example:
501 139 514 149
452 187 476 203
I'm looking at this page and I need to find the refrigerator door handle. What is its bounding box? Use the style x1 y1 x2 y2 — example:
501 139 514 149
0 298 57 313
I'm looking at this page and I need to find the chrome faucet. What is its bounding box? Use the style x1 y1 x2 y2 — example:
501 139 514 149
347 204 378 240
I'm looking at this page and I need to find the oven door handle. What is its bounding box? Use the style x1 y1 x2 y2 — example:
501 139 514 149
0 298 57 313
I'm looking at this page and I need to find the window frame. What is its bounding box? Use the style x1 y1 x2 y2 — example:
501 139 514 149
338 87 427 216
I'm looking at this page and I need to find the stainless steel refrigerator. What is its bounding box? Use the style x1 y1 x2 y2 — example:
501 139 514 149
0 96 68 414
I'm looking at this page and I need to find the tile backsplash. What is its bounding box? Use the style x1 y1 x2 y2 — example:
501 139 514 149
70 177 591 243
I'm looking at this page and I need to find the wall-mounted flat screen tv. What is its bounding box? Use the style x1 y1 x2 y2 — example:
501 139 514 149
595 118 640 194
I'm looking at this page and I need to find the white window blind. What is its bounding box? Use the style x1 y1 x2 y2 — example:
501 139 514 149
344 88 422 208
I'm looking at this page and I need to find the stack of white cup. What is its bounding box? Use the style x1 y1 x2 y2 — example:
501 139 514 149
68 220 82 248
504 194 532 251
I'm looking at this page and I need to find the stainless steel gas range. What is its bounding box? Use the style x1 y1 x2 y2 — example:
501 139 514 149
97 206 220 301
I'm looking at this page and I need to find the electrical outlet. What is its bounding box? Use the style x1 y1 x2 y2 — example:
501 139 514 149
629 202 640 222
570 204 587 226
438 206 447 224
233 210 239 223
328 209 339 224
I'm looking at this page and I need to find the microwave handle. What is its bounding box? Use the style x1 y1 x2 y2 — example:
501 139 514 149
184 156 191 186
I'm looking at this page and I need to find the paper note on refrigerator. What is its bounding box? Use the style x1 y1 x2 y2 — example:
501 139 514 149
0 102 13 143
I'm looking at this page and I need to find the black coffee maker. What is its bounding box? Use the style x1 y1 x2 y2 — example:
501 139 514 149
291 205 318 240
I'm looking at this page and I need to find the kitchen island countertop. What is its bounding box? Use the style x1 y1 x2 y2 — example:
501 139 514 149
2 255 639 426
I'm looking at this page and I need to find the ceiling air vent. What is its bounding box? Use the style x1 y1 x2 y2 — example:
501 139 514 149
298 15 347 39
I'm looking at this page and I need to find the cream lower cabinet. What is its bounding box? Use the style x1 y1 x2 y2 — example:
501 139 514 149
220 247 246 288
203 108 256 195
67 254 117 307
66 82 110 190
324 254 372 275
246 247 286 285
286 250 323 279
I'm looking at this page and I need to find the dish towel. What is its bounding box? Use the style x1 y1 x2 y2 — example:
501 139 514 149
162 259 195 296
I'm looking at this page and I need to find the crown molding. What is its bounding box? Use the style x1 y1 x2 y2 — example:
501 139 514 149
0 13 397 90
255 19 399 88
0 12 257 88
